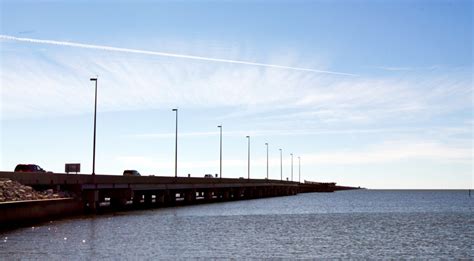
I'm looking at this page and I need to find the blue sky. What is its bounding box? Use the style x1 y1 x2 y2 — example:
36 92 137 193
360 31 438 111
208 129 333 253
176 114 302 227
0 0 472 189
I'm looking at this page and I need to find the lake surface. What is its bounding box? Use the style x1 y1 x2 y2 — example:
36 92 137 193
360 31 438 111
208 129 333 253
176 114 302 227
1 190 473 259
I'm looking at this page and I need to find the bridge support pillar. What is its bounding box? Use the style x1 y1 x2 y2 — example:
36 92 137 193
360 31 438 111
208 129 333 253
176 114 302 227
184 190 196 203
222 190 230 200
156 192 165 205
164 191 176 206
109 189 130 209
266 187 272 197
133 192 142 206
243 188 251 199
83 190 99 212
239 188 245 199
204 190 213 201
110 197 126 209
144 194 152 205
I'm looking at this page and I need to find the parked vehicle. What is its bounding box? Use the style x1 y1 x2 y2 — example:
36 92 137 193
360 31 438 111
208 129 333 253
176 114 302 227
204 174 213 178
123 170 141 176
14 164 46 173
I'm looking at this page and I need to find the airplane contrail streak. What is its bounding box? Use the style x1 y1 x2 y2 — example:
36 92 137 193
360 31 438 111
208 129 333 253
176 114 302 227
0 34 356 76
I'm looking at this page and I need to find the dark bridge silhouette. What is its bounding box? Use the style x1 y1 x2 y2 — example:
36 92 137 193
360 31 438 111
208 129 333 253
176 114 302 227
0 171 352 229
0 171 338 209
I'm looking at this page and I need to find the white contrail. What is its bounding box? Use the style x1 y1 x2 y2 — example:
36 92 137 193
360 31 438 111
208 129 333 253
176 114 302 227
0 34 356 76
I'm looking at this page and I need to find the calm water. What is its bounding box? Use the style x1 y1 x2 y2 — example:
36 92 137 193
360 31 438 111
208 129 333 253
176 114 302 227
1 190 473 259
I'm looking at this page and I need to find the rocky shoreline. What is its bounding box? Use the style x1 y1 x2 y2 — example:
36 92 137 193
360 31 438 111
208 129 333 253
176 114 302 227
0 178 71 202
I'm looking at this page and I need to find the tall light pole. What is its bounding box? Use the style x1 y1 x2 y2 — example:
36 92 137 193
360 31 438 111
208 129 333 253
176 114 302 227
265 143 269 179
172 108 178 178
290 153 294 182
218 125 222 178
298 156 301 183
90 77 98 176
279 148 282 181
246 136 250 179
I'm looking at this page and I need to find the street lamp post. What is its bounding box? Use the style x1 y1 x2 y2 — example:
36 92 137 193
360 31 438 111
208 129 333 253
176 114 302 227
279 148 282 181
90 77 98 176
265 143 269 179
290 153 294 182
172 108 178 178
218 125 222 178
298 156 301 183
246 136 250 179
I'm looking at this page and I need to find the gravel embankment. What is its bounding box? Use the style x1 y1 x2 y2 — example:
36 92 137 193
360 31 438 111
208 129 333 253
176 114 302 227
0 178 70 202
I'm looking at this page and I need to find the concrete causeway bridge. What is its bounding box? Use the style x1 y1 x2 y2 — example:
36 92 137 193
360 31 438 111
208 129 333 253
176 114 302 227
0 171 339 225
0 172 353 230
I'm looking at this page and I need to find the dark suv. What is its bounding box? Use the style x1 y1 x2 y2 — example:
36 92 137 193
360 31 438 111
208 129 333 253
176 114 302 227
14 164 46 173
123 170 141 176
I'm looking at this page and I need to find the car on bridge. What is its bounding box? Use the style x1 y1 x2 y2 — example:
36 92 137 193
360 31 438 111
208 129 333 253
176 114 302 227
123 170 141 176
14 164 47 173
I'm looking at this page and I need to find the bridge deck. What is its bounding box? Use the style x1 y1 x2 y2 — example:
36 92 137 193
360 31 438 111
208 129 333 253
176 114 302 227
0 171 340 227
0 171 298 191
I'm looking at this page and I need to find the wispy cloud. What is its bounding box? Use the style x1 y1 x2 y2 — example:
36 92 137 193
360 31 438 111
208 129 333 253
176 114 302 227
375 65 445 72
1 34 471 131
377 66 414 71
0 35 356 76
117 139 471 174
303 140 472 165
217 72 471 126
129 127 429 139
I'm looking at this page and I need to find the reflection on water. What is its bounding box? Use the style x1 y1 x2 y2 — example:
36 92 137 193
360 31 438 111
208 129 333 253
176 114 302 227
1 190 473 259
